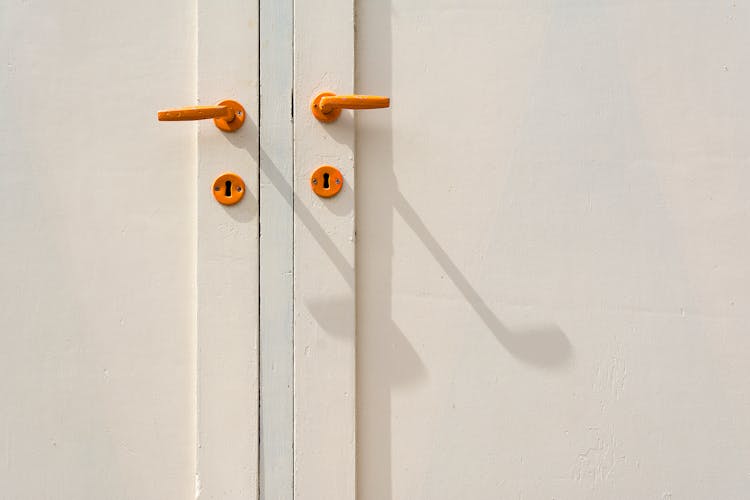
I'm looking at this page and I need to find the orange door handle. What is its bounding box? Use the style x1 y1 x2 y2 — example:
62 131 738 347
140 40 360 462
157 99 246 132
311 92 390 122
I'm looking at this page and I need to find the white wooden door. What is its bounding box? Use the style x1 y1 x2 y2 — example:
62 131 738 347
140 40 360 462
0 1 258 498
295 1 750 498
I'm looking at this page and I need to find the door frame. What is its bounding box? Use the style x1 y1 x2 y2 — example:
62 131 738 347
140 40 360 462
259 0 294 499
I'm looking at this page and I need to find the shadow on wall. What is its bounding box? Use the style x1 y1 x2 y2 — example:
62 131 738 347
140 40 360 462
392 190 573 368
353 1 573 499
229 117 573 368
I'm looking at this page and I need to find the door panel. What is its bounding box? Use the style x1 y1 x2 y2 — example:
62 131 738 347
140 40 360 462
356 1 750 499
293 1 356 498
0 1 259 498
196 1 259 497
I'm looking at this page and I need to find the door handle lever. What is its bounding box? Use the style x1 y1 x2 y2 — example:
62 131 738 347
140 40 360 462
311 92 390 123
157 99 246 132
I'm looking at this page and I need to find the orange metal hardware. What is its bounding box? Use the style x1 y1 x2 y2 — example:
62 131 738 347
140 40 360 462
212 173 246 205
310 92 390 123
158 100 246 132
310 165 343 198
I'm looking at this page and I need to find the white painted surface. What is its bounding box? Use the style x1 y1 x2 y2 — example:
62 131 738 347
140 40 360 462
0 1 259 498
259 0 294 498
355 1 750 499
196 0 260 498
293 0 356 498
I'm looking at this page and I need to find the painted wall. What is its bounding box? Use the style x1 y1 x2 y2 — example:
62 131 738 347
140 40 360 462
356 1 750 498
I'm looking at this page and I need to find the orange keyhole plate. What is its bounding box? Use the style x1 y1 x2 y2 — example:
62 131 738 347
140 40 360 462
310 165 343 198
212 172 246 205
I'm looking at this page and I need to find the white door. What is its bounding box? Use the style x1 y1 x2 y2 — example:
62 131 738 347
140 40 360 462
0 1 258 498
295 1 750 498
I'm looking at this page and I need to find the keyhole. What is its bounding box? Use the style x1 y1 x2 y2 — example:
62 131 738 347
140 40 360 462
323 172 330 189
224 180 232 197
